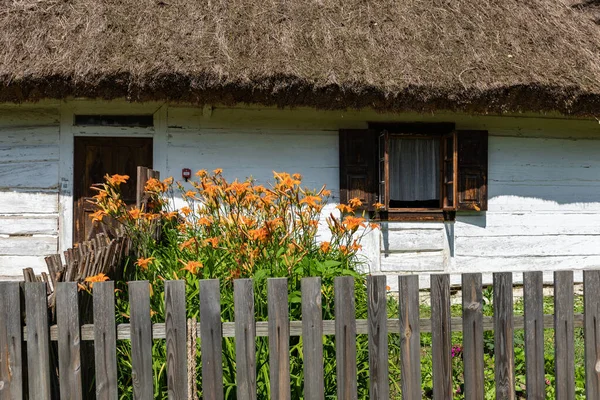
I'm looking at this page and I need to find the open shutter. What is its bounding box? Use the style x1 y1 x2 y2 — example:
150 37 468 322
456 130 488 211
378 130 389 209
441 131 456 210
339 129 378 211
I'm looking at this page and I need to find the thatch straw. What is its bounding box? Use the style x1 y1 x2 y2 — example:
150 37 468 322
1 0 600 114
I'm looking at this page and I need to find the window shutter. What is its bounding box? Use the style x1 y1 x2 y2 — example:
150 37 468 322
339 129 378 211
456 130 488 211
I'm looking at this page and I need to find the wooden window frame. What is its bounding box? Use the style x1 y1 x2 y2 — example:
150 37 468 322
373 124 456 222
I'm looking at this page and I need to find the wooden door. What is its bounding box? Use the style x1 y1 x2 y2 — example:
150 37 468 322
73 137 153 244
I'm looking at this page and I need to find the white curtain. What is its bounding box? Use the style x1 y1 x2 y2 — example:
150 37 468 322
389 138 439 201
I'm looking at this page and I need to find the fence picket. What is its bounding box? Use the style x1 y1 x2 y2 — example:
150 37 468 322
302 277 324 400
493 272 515 400
554 270 575 400
24 282 52 400
199 279 223 400
56 282 83 400
524 271 545 400
431 274 452 400
335 277 357 400
93 281 118 400
398 275 421 399
462 273 484 400
129 281 153 400
267 278 290 400
165 280 188 400
367 275 389 400
584 270 600 398
0 282 23 400
234 279 256 400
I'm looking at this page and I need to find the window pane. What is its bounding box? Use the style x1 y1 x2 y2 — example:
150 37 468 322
389 137 440 208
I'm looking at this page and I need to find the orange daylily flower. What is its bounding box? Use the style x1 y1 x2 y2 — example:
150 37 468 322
213 168 223 175
204 237 219 248
348 197 363 208
336 204 354 214
107 174 129 186
163 177 174 186
300 195 322 208
373 202 385 210
321 189 332 197
342 216 366 231
145 178 166 193
247 228 268 241
84 273 109 288
179 238 195 251
198 216 213 226
128 208 141 220
196 169 208 177
162 211 178 219
184 190 196 198
320 241 331 253
135 257 155 271
90 210 106 222
181 260 202 274
180 206 192 216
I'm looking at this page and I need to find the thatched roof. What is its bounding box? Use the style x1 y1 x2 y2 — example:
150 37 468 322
1 0 600 114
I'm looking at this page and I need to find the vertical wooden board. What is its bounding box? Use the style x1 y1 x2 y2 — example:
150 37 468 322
334 277 357 400
584 270 600 399
367 275 389 400
199 279 223 400
129 281 153 400
302 277 324 400
554 270 575 400
398 275 421 400
523 271 545 400
267 278 290 400
93 281 118 400
56 282 83 400
430 274 452 400
462 273 484 400
0 282 23 400
234 279 256 400
165 280 188 400
493 272 515 400
24 282 51 400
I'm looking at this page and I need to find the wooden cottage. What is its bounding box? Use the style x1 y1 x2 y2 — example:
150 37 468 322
1 0 600 286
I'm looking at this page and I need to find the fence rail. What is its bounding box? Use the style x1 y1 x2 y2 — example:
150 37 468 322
1 271 599 399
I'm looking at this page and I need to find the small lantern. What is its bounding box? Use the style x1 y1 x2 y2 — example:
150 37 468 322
182 168 192 182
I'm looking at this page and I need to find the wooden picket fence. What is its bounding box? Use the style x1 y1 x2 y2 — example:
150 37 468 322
1 271 600 399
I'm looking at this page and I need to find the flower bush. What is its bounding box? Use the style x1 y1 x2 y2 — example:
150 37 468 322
90 170 386 399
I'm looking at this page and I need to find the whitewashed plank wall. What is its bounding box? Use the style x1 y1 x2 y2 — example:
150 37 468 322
0 108 60 277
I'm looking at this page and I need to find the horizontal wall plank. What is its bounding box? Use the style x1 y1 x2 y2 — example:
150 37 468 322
0 126 60 145
456 212 600 236
488 184 600 212
0 236 57 256
0 256 48 275
38 313 584 341
0 108 59 127
380 222 445 231
0 191 58 214
456 235 600 257
0 216 57 235
0 145 59 163
380 251 445 272
381 229 445 252
0 162 59 190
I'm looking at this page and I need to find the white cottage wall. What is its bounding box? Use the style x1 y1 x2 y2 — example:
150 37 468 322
0 107 60 277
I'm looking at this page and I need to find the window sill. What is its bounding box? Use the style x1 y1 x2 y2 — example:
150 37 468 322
373 210 455 222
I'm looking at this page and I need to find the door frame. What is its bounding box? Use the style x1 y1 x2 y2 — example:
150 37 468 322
58 102 167 251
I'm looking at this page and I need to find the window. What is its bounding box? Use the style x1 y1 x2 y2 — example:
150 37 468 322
74 115 154 127
339 124 488 221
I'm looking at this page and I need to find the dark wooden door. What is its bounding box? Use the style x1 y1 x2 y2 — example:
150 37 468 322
73 137 153 244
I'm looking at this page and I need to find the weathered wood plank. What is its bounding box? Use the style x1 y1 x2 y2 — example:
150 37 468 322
234 279 256 400
523 271 545 400
493 272 515 400
56 283 83 400
267 278 290 400
0 217 57 235
334 277 357 400
24 282 51 400
367 275 389 400
554 270 575 400
398 275 421 399
93 281 118 400
0 191 58 214
199 279 223 400
129 281 153 400
430 274 452 400
0 282 23 399
0 162 58 190
584 270 600 399
0 145 59 163
380 251 445 272
462 273 484 400
302 277 324 400
0 236 57 256
456 235 600 257
380 228 445 252
165 280 188 400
